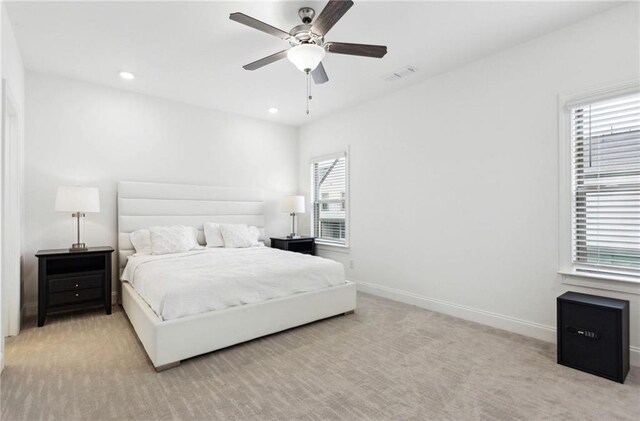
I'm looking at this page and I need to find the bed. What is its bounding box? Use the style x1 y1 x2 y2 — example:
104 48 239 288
117 181 357 370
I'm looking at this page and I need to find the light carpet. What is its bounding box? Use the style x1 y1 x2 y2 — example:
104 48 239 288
1 293 638 420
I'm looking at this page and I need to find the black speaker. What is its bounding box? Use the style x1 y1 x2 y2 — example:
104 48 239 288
557 291 629 383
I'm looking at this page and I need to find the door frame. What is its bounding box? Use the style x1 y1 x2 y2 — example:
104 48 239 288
2 79 22 338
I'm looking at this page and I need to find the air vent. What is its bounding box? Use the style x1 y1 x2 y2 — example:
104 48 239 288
383 66 417 82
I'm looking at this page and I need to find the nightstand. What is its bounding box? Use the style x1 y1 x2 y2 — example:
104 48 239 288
270 237 316 256
36 246 114 327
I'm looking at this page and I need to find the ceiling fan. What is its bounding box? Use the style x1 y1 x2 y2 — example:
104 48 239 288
229 0 388 86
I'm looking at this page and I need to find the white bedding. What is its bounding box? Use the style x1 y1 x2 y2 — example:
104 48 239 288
121 247 346 320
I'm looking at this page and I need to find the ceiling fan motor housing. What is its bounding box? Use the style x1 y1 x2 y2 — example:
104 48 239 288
290 24 323 45
291 8 323 46
298 7 315 24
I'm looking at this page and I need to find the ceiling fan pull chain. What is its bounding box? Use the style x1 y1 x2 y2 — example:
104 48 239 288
306 70 311 115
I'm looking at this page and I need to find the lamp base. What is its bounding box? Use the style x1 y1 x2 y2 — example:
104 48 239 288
69 243 88 252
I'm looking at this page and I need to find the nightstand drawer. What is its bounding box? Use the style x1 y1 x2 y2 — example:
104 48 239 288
49 288 103 307
270 237 316 256
48 273 104 292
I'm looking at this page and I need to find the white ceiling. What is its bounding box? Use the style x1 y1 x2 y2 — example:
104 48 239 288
6 1 620 126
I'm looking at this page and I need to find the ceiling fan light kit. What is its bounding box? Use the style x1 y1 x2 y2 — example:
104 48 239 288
230 0 387 115
287 44 326 73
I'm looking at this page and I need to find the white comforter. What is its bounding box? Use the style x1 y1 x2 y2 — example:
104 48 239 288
121 247 345 320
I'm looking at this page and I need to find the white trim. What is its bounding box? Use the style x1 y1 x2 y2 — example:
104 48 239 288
563 79 640 110
2 80 22 337
316 243 350 253
557 79 640 286
354 279 555 342
307 151 346 164
352 279 640 367
559 271 640 295
345 146 350 247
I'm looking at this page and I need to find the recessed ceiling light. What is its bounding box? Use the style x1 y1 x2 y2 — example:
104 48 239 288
268 107 278 114
119 71 135 80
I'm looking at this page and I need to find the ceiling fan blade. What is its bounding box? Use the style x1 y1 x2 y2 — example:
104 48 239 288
325 42 387 58
312 62 329 84
311 0 354 36
243 50 289 71
229 12 291 40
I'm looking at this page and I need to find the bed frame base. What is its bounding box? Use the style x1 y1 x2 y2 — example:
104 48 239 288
344 310 355 315
154 361 181 372
122 280 357 370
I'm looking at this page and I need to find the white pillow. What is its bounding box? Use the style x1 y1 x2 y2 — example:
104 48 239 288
204 223 224 248
248 226 262 246
187 226 202 250
130 229 152 256
149 225 199 255
220 224 254 248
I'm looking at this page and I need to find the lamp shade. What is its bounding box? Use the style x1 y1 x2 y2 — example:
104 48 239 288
287 44 325 72
281 195 305 213
55 186 100 212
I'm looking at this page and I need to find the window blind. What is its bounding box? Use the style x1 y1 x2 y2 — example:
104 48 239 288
571 91 640 279
311 155 347 245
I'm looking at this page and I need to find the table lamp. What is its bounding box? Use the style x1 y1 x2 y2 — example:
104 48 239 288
281 195 305 238
55 186 100 251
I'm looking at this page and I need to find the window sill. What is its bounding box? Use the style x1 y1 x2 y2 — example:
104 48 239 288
316 242 350 254
559 270 640 295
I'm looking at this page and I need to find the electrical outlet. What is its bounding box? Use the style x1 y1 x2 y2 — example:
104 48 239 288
349 259 354 269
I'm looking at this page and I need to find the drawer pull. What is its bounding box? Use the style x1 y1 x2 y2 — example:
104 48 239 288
75 284 79 288
75 293 79 297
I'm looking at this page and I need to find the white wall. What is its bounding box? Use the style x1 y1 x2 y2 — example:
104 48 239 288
1 1 4 371
24 72 298 311
2 5 24 108
298 4 640 362
1 3 25 340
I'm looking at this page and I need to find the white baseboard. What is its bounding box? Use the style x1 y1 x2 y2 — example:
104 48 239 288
353 279 640 367
22 292 119 317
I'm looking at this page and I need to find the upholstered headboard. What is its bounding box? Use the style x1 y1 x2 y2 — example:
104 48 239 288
117 181 264 271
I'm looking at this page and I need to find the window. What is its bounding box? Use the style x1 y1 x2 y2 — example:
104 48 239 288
311 153 348 246
568 91 640 280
